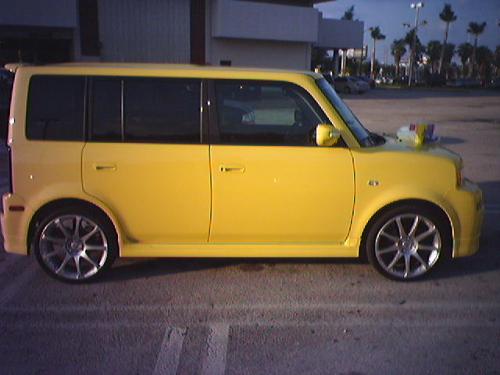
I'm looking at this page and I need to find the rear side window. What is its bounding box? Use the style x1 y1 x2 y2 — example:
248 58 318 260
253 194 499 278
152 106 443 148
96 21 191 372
124 78 200 143
27 76 85 141
90 77 201 143
91 78 122 141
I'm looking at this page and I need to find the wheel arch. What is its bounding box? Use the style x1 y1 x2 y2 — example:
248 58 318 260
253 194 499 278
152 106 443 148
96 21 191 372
27 198 122 255
358 198 454 260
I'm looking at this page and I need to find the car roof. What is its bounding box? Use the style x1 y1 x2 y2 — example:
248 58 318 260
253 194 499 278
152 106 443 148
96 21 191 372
11 62 323 81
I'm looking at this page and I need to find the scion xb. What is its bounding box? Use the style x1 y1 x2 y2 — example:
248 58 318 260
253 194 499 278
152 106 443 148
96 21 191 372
1 63 483 282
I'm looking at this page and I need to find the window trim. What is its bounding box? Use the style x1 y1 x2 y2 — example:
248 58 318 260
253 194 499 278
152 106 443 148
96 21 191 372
26 74 87 142
207 79 344 147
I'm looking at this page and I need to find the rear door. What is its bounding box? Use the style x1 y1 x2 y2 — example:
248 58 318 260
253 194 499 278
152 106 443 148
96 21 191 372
82 77 210 244
208 80 354 244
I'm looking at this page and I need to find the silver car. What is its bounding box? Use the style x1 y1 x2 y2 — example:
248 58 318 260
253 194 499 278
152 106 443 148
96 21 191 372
333 76 369 94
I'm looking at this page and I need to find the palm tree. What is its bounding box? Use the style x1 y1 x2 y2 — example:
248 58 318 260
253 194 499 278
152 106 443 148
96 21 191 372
427 41 442 74
495 46 500 77
437 4 457 74
391 39 406 77
341 5 355 21
457 43 473 77
369 26 386 79
467 21 487 76
475 46 493 81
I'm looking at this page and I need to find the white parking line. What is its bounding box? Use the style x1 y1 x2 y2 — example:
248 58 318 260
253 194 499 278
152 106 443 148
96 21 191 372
152 327 186 375
201 324 229 375
0 261 38 307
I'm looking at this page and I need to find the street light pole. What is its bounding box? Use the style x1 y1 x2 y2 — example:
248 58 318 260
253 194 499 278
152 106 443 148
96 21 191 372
408 2 424 87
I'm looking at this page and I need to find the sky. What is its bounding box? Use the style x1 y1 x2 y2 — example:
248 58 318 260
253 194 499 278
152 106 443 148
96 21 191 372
315 0 500 64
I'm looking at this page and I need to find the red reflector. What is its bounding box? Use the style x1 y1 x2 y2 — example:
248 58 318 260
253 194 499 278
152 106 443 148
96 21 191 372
9 206 25 212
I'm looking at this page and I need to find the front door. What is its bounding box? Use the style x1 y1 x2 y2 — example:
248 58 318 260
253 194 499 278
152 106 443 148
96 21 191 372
209 80 354 243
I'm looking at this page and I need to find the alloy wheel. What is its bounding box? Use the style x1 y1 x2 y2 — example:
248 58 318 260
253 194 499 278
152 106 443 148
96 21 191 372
374 214 442 279
38 215 109 281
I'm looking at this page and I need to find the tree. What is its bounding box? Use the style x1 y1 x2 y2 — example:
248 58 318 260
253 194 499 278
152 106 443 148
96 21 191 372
427 41 442 73
476 46 493 81
404 29 425 60
311 47 329 71
467 21 487 76
341 5 355 21
457 43 473 77
369 26 386 79
494 46 500 76
391 39 407 77
438 4 457 74
442 43 455 66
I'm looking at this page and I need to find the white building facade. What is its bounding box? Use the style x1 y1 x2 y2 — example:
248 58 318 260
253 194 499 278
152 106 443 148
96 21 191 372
0 0 364 70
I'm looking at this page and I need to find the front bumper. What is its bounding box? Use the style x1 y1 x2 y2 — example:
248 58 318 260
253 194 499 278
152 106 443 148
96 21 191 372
446 178 483 258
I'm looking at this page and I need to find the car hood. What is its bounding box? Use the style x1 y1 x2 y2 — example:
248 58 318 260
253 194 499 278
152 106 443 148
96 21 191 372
379 135 463 169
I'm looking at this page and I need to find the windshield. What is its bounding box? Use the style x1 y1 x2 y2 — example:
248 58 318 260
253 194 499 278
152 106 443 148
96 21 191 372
316 78 375 147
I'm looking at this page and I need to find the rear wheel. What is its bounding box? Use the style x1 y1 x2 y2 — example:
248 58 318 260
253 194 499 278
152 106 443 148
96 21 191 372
33 206 118 283
365 205 451 281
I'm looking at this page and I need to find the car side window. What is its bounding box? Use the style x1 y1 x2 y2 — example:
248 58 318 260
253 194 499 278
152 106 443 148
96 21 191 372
124 78 201 143
91 78 122 141
90 77 201 143
214 81 329 146
27 75 85 141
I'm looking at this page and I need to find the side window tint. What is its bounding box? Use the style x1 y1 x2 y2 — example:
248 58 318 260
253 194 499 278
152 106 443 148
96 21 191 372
215 81 328 146
92 79 122 141
124 78 201 143
27 76 85 141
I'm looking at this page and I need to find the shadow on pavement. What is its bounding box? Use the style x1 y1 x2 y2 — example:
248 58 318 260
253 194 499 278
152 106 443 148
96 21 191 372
440 136 465 145
101 257 363 283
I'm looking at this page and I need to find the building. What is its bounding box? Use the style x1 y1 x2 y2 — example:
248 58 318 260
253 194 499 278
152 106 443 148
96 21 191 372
0 0 363 70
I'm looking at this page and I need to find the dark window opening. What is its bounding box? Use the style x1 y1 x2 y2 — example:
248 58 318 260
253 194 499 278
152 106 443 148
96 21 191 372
124 78 201 143
27 75 85 141
91 78 121 141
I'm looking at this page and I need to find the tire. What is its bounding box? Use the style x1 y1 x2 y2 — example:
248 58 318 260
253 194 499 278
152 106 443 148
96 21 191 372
365 204 451 281
32 205 118 283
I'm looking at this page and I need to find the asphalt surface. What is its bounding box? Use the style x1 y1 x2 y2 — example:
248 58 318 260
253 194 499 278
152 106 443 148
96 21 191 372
1 88 500 375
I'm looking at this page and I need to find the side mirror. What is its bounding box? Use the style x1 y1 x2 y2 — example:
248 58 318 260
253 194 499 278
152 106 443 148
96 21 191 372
316 124 340 147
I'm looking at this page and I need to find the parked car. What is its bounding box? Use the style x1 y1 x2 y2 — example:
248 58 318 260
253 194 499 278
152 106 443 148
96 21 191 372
351 77 371 92
489 78 500 89
333 76 368 94
355 75 375 89
2 63 483 283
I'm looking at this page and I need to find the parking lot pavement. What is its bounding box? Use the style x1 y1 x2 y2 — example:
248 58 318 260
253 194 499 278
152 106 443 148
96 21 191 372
1 89 500 375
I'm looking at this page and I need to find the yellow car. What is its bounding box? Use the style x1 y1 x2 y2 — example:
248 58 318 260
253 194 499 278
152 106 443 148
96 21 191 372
1 63 483 282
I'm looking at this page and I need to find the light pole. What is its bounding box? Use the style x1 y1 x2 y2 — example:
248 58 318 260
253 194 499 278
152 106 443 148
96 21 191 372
408 2 424 87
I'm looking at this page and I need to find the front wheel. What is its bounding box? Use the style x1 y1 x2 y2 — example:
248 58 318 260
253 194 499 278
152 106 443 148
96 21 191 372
365 205 451 281
33 206 118 283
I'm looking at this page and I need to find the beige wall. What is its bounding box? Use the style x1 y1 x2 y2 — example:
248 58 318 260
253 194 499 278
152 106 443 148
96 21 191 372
209 38 311 70
98 0 190 63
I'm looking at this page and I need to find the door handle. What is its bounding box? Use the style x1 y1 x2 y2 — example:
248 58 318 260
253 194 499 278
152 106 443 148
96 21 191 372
94 164 117 171
219 165 245 173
